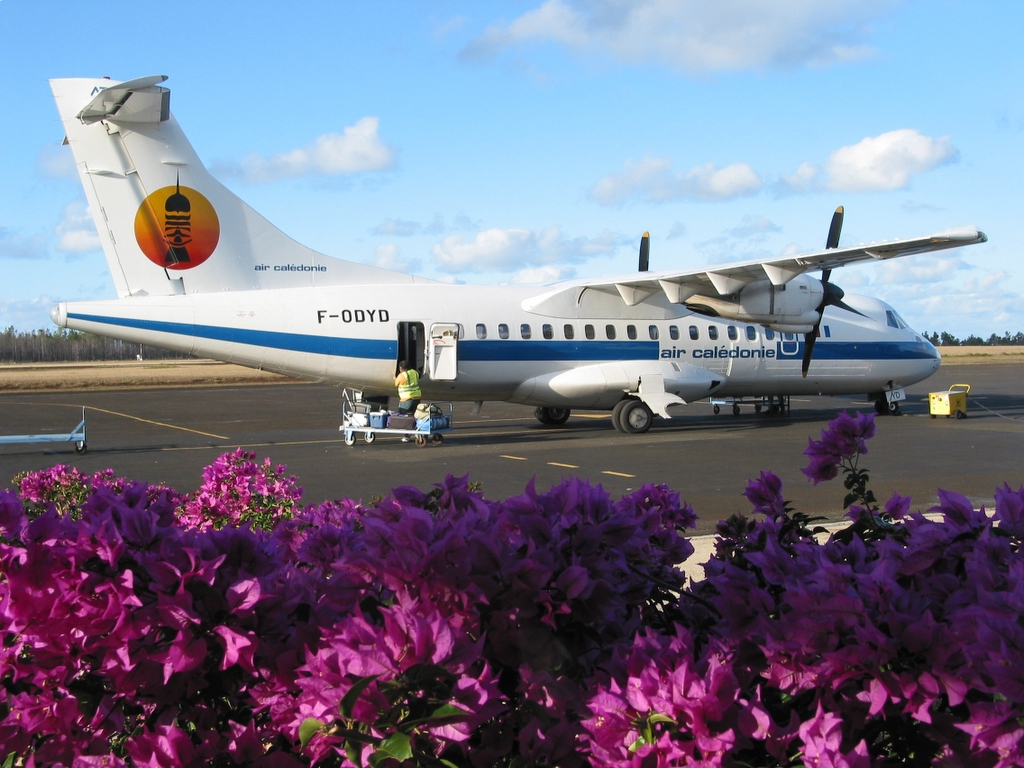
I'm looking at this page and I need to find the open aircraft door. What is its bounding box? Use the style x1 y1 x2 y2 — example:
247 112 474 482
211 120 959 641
428 323 460 381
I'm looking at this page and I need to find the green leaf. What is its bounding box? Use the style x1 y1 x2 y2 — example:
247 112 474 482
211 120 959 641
340 674 381 719
399 702 469 730
299 717 326 748
345 739 364 768
372 732 413 764
1 754 15 768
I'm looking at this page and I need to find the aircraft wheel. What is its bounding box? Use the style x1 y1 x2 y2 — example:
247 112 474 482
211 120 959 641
343 430 356 446
888 401 901 416
432 433 444 444
713 405 720 415
619 400 654 434
611 400 630 432
74 441 87 455
535 406 571 426
754 404 762 414
732 404 741 416
415 435 428 447
364 431 376 444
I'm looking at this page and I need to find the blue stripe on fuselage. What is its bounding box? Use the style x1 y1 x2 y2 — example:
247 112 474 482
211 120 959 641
67 313 397 359
68 312 937 363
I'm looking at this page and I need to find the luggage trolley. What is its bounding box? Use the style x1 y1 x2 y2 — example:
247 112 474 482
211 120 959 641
340 388 454 447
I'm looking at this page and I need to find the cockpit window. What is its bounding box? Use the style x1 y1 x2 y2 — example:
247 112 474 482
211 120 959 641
885 310 908 329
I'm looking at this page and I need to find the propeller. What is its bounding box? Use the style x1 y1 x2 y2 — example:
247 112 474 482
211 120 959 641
638 231 650 272
802 206 864 377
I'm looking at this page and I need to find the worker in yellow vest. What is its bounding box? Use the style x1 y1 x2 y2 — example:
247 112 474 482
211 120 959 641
395 360 423 412
395 361 423 442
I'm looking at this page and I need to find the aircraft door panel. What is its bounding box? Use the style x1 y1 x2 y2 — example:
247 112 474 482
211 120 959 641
429 323 460 381
396 321 425 375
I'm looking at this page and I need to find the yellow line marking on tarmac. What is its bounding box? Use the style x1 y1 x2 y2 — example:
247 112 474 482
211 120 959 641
83 406 229 440
575 414 610 419
500 454 529 461
548 462 579 468
602 470 636 478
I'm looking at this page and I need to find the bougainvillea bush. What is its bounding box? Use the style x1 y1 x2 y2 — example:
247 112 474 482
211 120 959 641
0 421 1022 767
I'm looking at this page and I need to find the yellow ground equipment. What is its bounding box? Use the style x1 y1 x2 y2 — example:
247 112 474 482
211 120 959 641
929 384 970 419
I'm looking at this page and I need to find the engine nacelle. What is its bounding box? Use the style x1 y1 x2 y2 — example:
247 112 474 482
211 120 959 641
685 274 822 333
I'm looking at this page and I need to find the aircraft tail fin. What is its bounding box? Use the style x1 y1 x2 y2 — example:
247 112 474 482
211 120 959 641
51 76 419 298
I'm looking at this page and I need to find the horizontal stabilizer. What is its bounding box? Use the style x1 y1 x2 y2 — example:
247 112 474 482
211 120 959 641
77 75 169 124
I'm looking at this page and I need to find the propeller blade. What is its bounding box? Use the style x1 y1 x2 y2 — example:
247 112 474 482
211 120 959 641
638 231 650 272
805 207 844 378
825 206 844 249
831 298 867 318
802 327 818 378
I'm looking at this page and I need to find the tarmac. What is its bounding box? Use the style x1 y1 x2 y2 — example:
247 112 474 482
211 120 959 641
0 362 1020 536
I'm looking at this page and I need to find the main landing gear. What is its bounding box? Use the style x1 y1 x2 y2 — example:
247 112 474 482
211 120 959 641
534 406 571 426
611 398 654 434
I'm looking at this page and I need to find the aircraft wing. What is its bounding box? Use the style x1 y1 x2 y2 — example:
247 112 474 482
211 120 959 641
573 227 987 306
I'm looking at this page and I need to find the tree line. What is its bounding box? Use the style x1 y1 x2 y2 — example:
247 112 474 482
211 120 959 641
923 331 1024 346
0 327 191 363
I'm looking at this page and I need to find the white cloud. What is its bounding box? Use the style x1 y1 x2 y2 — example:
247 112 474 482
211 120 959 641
511 265 574 284
372 243 421 274
0 227 47 260
775 130 959 194
666 221 687 240
872 254 970 285
373 218 421 236
461 0 893 74
727 214 780 239
590 156 761 205
0 295 57 331
824 129 958 192
221 117 395 183
55 201 101 254
431 226 624 272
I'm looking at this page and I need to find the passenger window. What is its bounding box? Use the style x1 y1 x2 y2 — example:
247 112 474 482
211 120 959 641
783 333 795 341
605 325 617 340
823 325 831 338
627 325 637 340
564 324 575 340
585 324 595 340
649 325 659 340
520 324 532 339
746 325 757 341
765 329 775 341
476 323 487 340
689 326 699 340
498 323 509 340
708 326 719 341
542 324 553 340
727 326 737 341
669 325 679 341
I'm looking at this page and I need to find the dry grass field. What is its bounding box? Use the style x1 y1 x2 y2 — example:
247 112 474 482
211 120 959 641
0 359 304 392
0 347 1019 392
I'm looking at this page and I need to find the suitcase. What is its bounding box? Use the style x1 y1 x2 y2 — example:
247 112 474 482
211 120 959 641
388 414 416 430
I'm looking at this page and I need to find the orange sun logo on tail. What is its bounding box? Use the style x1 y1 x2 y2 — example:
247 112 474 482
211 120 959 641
134 178 220 269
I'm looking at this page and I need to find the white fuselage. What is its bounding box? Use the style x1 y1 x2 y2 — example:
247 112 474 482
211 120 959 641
53 282 940 412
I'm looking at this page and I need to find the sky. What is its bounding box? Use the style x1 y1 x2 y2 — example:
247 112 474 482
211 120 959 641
0 0 1021 337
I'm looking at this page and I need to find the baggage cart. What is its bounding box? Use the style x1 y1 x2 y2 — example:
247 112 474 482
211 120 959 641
929 383 970 419
339 388 453 447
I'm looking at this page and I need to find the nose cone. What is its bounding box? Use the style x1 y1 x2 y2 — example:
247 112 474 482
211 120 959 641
49 302 68 327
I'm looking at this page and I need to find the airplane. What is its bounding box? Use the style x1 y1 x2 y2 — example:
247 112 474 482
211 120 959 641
47 75 987 434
